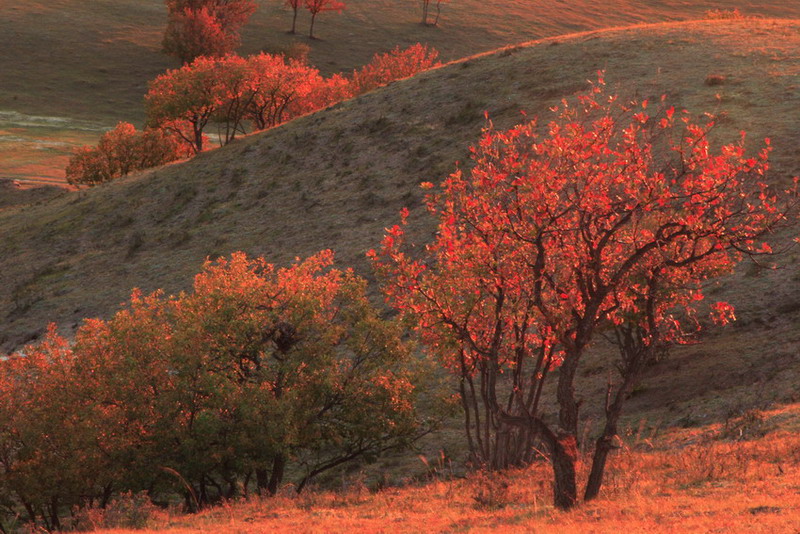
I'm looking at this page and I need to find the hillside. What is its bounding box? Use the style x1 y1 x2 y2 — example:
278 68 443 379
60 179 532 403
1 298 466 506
71 405 800 532
2 18 800 432
3 1 800 186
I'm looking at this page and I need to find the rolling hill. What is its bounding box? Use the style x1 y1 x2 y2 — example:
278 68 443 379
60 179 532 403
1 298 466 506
1 17 800 438
3 1 800 186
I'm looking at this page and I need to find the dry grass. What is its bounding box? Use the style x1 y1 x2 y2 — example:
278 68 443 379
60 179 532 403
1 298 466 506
2 1 800 185
83 406 800 533
1 22 800 523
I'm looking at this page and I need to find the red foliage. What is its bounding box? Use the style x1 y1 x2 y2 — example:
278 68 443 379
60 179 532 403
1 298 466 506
246 53 324 129
372 77 799 509
65 122 191 186
351 44 440 95
144 44 439 158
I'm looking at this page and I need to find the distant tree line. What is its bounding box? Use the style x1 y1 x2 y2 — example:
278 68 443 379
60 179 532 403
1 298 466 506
66 44 439 186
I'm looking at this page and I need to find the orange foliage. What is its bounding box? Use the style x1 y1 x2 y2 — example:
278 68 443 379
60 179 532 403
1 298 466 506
0 252 421 527
351 44 440 95
372 77 799 509
65 122 190 186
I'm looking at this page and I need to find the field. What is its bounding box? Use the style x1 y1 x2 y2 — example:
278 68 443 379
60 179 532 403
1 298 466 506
54 405 800 533
2 2 800 532
3 1 800 186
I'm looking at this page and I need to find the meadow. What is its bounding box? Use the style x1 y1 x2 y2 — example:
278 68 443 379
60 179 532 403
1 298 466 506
1 2 800 532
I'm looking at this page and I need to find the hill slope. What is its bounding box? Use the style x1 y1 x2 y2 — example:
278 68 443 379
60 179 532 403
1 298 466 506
3 1 800 186
2 19 800 426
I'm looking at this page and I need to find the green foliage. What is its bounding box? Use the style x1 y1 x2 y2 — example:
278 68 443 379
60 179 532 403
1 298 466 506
0 251 425 528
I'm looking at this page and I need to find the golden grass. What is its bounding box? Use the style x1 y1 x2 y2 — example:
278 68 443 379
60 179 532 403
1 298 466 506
87 407 800 533
1 23 799 523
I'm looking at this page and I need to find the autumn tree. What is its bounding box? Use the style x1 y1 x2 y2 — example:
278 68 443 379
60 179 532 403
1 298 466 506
245 53 323 129
285 0 303 33
163 0 256 64
146 56 246 152
351 44 440 95
0 329 114 531
304 0 344 39
65 122 190 187
0 252 424 522
372 78 798 509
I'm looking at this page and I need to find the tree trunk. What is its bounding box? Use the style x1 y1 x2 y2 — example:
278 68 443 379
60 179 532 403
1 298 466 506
309 13 317 39
421 0 428 24
291 8 298 33
584 434 614 501
193 123 203 153
267 454 287 496
255 467 269 494
551 433 579 510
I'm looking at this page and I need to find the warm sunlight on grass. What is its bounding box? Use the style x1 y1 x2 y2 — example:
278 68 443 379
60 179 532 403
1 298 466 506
85 406 800 533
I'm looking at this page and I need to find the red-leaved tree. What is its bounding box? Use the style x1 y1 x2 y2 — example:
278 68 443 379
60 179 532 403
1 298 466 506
163 0 256 64
351 44 440 95
304 0 344 39
65 122 191 186
246 53 324 129
371 77 798 509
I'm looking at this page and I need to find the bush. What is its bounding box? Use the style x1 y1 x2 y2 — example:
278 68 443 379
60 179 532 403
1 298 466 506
65 123 190 187
0 252 426 526
351 44 440 95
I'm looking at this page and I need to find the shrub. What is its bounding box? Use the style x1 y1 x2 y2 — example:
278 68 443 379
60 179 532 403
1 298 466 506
351 44 440 95
65 123 190 187
0 252 426 526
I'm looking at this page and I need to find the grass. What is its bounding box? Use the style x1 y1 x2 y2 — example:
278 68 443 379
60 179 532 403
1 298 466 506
73 404 800 533
3 1 800 185
1 17 800 531
2 19 800 356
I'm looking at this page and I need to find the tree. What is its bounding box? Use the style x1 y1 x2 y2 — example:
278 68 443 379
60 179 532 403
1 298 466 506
245 53 323 130
162 0 256 64
351 44 440 95
303 0 344 39
418 0 446 25
284 0 303 34
0 252 423 523
371 78 798 509
0 328 113 531
65 122 190 187
146 56 245 152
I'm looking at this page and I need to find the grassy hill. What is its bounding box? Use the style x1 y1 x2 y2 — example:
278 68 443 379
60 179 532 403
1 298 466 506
3 1 800 186
2 18 799 427
2 16 800 532
70 404 800 532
